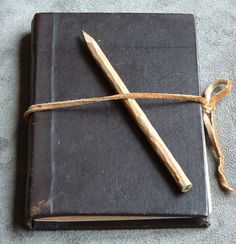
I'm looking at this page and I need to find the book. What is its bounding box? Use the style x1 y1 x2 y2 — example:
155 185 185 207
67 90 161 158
26 13 211 230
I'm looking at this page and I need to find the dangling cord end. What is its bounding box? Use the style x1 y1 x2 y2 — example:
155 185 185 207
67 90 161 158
203 79 235 192
218 156 235 192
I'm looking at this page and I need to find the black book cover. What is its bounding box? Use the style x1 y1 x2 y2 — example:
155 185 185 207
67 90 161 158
26 13 210 230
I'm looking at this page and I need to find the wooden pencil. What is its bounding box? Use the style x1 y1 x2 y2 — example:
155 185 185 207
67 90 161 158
83 31 192 192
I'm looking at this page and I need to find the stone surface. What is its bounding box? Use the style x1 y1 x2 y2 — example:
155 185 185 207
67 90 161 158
0 0 236 243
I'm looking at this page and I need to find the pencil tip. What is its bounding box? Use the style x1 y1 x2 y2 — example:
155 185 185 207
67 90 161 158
82 31 93 43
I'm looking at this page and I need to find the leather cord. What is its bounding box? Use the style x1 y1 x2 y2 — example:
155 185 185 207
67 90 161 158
24 79 234 192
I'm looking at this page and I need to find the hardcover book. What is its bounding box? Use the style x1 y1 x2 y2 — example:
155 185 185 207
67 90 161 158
26 13 211 230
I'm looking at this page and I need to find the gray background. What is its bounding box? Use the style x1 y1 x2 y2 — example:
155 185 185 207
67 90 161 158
0 0 236 243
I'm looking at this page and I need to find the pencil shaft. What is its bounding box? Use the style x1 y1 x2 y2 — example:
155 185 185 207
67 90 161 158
83 31 192 192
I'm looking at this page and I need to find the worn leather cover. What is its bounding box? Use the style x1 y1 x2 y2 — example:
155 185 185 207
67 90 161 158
26 13 210 230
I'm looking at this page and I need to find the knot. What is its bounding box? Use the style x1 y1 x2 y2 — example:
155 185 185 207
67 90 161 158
204 79 233 110
202 105 213 114
202 79 235 192
202 79 232 113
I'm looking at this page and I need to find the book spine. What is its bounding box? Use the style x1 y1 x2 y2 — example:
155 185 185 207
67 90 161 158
26 13 56 229
25 14 38 229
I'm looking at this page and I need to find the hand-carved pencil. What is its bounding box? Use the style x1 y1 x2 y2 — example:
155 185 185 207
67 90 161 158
83 31 192 193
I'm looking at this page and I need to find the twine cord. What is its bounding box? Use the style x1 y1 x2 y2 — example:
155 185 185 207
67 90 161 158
24 79 234 192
